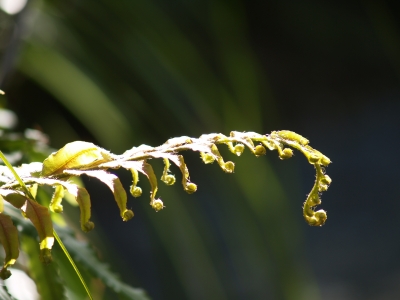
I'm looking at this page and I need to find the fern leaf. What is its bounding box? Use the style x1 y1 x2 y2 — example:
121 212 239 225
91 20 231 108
42 141 113 176
64 170 134 221
22 199 54 263
0 214 19 279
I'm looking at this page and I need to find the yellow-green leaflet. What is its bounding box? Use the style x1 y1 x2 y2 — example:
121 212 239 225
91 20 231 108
0 214 19 279
0 195 4 213
23 199 54 263
75 187 94 232
175 155 197 193
64 170 133 221
49 184 65 213
140 163 159 204
275 130 309 146
42 141 112 176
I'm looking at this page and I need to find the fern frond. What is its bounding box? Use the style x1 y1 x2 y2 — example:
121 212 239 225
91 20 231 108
0 130 332 279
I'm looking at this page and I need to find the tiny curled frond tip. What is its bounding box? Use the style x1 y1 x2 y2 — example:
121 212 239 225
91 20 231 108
271 131 332 226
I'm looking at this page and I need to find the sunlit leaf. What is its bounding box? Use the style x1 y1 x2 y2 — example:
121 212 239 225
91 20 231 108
22 199 54 263
42 141 113 176
0 214 19 279
64 170 133 221
70 187 94 233
140 162 159 209
49 184 65 213
0 195 4 213
169 155 197 194
21 177 95 232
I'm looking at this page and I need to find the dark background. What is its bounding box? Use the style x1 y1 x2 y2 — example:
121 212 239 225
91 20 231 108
1 1 400 299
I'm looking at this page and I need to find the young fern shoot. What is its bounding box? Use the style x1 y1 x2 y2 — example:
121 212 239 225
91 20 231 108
0 130 331 279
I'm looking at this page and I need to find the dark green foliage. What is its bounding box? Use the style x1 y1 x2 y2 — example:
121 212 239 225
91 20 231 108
5 203 149 300
22 236 67 300
55 226 150 300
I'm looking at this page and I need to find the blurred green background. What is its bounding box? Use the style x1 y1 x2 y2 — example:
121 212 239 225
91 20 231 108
1 0 400 299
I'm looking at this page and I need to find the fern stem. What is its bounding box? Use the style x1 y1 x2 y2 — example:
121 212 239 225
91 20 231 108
0 150 93 300
53 229 93 300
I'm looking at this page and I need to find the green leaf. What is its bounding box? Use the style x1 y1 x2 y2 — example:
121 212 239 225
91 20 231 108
42 141 113 176
0 195 4 213
169 155 197 194
64 170 133 221
0 214 19 279
7 177 95 232
4 204 79 300
49 184 65 213
0 190 27 209
72 187 94 233
140 162 160 209
22 199 54 263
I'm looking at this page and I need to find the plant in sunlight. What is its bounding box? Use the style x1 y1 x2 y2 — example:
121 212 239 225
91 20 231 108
0 89 332 298
0 0 337 298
